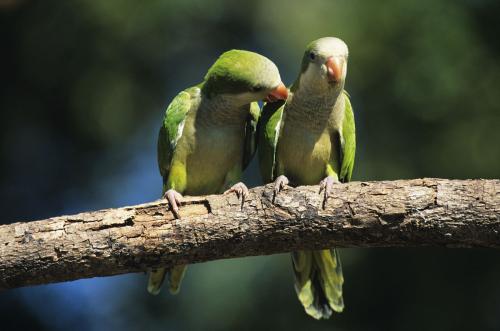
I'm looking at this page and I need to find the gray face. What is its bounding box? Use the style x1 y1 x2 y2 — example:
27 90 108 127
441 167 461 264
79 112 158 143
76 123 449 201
307 37 349 62
300 37 349 90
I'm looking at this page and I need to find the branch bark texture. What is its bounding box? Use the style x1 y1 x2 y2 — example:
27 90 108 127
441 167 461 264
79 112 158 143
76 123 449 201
1 178 498 290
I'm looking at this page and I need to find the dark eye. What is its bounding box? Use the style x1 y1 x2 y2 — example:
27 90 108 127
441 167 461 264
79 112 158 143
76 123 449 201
309 52 316 60
252 86 263 92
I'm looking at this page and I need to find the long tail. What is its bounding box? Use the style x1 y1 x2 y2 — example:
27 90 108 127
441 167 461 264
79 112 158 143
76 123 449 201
292 249 344 319
147 265 187 295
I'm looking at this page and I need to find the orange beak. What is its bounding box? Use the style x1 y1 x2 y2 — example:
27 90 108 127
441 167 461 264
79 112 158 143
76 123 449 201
326 57 342 83
265 82 288 102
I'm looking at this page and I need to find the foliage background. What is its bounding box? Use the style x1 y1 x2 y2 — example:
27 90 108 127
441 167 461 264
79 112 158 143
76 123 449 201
1 1 499 330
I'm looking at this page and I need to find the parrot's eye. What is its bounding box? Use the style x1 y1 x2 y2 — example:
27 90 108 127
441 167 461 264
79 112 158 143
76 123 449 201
309 52 316 60
252 86 263 92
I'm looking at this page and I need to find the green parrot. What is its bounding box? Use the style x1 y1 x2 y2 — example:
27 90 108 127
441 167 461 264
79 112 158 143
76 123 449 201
258 37 355 319
148 49 288 295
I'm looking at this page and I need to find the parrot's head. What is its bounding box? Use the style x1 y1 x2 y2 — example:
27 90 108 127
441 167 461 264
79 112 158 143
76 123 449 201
203 50 288 105
298 37 349 91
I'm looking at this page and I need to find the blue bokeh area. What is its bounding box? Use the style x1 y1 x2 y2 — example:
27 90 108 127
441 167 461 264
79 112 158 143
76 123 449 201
17 275 136 331
1 1 500 331
4 122 162 331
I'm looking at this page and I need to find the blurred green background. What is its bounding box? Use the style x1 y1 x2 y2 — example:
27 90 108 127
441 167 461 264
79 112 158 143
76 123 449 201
1 0 500 330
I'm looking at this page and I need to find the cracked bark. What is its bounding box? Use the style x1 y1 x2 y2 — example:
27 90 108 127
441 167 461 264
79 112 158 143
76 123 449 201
0 178 499 290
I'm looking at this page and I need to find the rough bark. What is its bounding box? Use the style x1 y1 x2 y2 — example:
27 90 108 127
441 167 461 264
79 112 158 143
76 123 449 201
0 178 498 290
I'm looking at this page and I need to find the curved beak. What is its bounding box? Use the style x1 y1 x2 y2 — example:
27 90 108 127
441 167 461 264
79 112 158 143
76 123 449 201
326 57 342 83
265 82 288 102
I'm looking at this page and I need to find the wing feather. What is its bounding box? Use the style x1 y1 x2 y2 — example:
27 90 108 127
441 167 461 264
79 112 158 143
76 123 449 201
257 100 286 183
157 88 196 182
242 102 261 169
339 91 356 183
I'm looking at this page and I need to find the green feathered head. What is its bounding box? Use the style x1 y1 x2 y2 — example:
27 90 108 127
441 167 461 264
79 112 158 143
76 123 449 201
202 50 287 103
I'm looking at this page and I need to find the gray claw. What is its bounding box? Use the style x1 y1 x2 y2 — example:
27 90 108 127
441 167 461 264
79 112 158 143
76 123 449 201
273 175 289 203
318 176 339 209
163 189 183 219
224 182 249 210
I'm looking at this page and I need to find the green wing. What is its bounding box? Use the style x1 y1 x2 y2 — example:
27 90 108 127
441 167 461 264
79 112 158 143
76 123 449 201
242 102 261 169
157 88 196 189
149 87 195 296
257 100 286 183
339 91 356 183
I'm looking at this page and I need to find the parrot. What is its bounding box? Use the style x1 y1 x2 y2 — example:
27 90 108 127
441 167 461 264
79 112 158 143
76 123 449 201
148 49 288 296
258 37 355 319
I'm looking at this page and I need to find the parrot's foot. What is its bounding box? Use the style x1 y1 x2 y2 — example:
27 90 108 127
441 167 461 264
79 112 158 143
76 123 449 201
272 175 289 203
224 182 249 210
318 176 339 209
163 189 183 219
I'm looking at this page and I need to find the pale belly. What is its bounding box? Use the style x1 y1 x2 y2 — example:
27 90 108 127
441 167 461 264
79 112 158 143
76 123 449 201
184 127 244 195
277 126 335 185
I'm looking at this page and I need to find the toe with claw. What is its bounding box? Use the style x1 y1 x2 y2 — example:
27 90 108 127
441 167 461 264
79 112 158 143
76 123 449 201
318 176 339 208
273 175 289 203
224 182 249 210
163 189 183 219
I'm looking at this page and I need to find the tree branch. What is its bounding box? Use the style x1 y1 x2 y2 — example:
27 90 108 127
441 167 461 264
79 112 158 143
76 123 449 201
1 178 498 290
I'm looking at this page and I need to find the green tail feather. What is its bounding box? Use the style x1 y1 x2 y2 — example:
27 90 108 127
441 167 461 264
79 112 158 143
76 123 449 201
168 265 187 294
147 268 167 295
292 248 344 319
147 265 187 295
